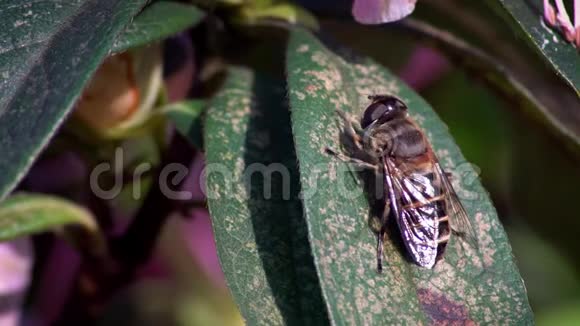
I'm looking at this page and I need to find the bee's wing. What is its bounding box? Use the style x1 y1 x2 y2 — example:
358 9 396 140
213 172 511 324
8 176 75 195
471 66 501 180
434 162 478 249
385 159 439 268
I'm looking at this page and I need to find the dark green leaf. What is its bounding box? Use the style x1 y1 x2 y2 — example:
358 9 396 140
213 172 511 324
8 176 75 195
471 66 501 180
203 67 327 324
286 27 533 324
0 0 149 201
112 1 205 54
0 193 100 244
164 99 205 149
491 0 580 93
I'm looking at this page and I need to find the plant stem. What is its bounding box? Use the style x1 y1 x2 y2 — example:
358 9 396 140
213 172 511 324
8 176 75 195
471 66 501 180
56 132 195 325
114 132 195 266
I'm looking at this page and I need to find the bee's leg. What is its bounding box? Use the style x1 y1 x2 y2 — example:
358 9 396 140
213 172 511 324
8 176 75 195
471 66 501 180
335 109 364 150
377 199 390 273
324 147 377 171
377 228 385 273
335 109 362 131
377 173 394 273
325 147 377 187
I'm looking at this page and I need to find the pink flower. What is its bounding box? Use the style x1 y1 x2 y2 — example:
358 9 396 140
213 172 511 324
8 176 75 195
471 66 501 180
543 0 580 47
0 238 34 326
398 46 450 91
352 0 417 24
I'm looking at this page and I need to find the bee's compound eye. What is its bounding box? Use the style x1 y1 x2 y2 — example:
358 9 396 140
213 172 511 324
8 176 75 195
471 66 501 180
393 98 408 111
361 102 389 128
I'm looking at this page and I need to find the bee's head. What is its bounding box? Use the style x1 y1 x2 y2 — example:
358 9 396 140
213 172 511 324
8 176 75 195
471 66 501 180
361 95 407 129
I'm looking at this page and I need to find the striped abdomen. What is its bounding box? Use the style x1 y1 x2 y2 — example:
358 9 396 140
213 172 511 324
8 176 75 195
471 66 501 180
380 118 451 267
395 165 451 267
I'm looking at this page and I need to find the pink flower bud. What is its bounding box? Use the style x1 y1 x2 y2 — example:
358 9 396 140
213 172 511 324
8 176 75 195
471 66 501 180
352 0 417 24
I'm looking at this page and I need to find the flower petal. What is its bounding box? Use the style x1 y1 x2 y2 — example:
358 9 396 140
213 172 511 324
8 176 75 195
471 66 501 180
543 0 557 26
352 0 417 24
0 238 34 326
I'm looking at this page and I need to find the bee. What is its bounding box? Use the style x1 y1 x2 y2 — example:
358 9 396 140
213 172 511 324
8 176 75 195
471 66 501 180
327 95 477 270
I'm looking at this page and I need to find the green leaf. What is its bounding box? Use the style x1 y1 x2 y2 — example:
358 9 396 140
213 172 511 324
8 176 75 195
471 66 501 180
286 28 533 324
203 67 327 324
164 99 205 149
112 1 205 54
0 193 100 245
0 0 149 201
491 0 580 93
